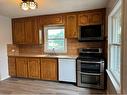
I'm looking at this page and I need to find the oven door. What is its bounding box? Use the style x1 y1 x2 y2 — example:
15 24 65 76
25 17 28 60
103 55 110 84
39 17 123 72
77 60 102 73
80 72 100 85
77 71 102 88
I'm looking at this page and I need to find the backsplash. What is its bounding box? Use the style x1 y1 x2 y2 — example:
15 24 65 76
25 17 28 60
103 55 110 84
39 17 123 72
7 39 103 56
19 45 43 55
67 39 103 55
7 44 19 55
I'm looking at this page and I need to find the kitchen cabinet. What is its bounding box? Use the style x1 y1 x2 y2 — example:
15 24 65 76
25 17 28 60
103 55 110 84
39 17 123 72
24 18 39 44
39 15 65 26
65 15 78 38
8 57 16 77
28 58 41 79
58 58 76 83
12 17 40 44
8 57 58 80
41 58 58 81
12 19 25 44
16 58 28 78
78 13 89 25
89 13 103 24
12 9 105 44
78 12 104 25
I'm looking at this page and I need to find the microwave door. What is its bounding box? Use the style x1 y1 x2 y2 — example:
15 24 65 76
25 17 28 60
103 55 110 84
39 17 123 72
78 25 103 41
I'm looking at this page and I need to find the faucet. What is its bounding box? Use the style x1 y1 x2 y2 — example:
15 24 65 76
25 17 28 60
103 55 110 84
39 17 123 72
52 48 56 55
46 48 56 56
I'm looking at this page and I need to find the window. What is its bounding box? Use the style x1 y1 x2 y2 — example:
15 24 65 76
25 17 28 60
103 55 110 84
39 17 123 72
108 0 121 88
44 25 67 53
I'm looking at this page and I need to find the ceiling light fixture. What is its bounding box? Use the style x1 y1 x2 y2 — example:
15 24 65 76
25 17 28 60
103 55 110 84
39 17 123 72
20 0 38 11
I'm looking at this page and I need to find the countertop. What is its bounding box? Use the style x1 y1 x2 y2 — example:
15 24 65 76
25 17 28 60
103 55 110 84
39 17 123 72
8 54 78 59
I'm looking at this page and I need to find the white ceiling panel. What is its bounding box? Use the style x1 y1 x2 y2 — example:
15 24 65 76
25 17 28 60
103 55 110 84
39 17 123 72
0 0 108 18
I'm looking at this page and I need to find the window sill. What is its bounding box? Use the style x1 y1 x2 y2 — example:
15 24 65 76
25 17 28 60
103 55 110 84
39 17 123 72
106 69 121 94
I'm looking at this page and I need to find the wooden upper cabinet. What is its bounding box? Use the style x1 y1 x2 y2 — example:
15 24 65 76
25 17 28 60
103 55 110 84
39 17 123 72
28 58 41 79
24 17 40 44
39 15 65 26
12 17 39 44
78 13 89 25
16 58 28 78
12 19 25 44
89 13 103 24
12 9 105 44
66 15 78 38
41 58 58 81
8 57 16 77
24 18 34 44
78 11 104 25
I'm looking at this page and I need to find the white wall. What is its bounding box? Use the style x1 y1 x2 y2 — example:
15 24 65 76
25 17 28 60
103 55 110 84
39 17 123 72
0 15 12 80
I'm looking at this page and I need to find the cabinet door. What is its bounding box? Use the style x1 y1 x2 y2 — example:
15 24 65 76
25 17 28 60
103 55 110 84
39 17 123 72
41 58 58 81
66 15 77 38
12 19 25 44
24 19 34 44
78 14 89 25
28 58 40 79
24 17 39 44
8 57 16 77
16 58 28 78
89 13 103 24
12 17 39 45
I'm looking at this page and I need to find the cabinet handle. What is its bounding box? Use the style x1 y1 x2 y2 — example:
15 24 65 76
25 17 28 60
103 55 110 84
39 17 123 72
78 60 104 64
80 72 102 76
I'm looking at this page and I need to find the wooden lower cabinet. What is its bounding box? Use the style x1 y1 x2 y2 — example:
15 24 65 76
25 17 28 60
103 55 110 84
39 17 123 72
28 58 40 79
16 58 28 78
8 57 58 81
41 58 58 81
8 57 16 77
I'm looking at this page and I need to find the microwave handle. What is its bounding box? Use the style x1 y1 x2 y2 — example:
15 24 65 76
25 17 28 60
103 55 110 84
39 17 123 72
80 72 101 76
78 60 104 64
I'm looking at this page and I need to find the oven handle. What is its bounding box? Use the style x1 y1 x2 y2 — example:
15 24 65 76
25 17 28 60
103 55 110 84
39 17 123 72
80 72 101 76
78 60 104 64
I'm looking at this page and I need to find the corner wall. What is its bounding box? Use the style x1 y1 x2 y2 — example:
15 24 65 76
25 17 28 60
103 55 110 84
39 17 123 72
0 15 12 80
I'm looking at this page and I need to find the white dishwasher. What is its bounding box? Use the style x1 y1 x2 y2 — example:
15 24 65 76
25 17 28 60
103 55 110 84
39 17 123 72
58 58 76 83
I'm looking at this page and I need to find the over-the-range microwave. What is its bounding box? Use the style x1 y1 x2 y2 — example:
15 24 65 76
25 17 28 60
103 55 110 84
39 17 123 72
78 24 103 42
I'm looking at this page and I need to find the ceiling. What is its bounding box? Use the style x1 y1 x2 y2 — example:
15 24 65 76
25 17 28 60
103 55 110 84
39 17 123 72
0 0 108 18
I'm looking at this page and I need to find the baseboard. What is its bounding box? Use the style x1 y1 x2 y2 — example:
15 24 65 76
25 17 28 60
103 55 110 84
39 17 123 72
0 76 10 81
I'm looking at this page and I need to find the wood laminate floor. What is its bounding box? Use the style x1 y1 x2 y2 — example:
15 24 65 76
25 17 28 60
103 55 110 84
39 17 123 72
0 78 106 95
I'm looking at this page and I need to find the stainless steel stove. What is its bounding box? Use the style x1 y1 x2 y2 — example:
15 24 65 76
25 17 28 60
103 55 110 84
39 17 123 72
76 48 105 89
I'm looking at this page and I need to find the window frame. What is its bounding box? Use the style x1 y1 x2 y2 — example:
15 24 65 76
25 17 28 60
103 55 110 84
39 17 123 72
107 0 122 93
44 25 67 54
